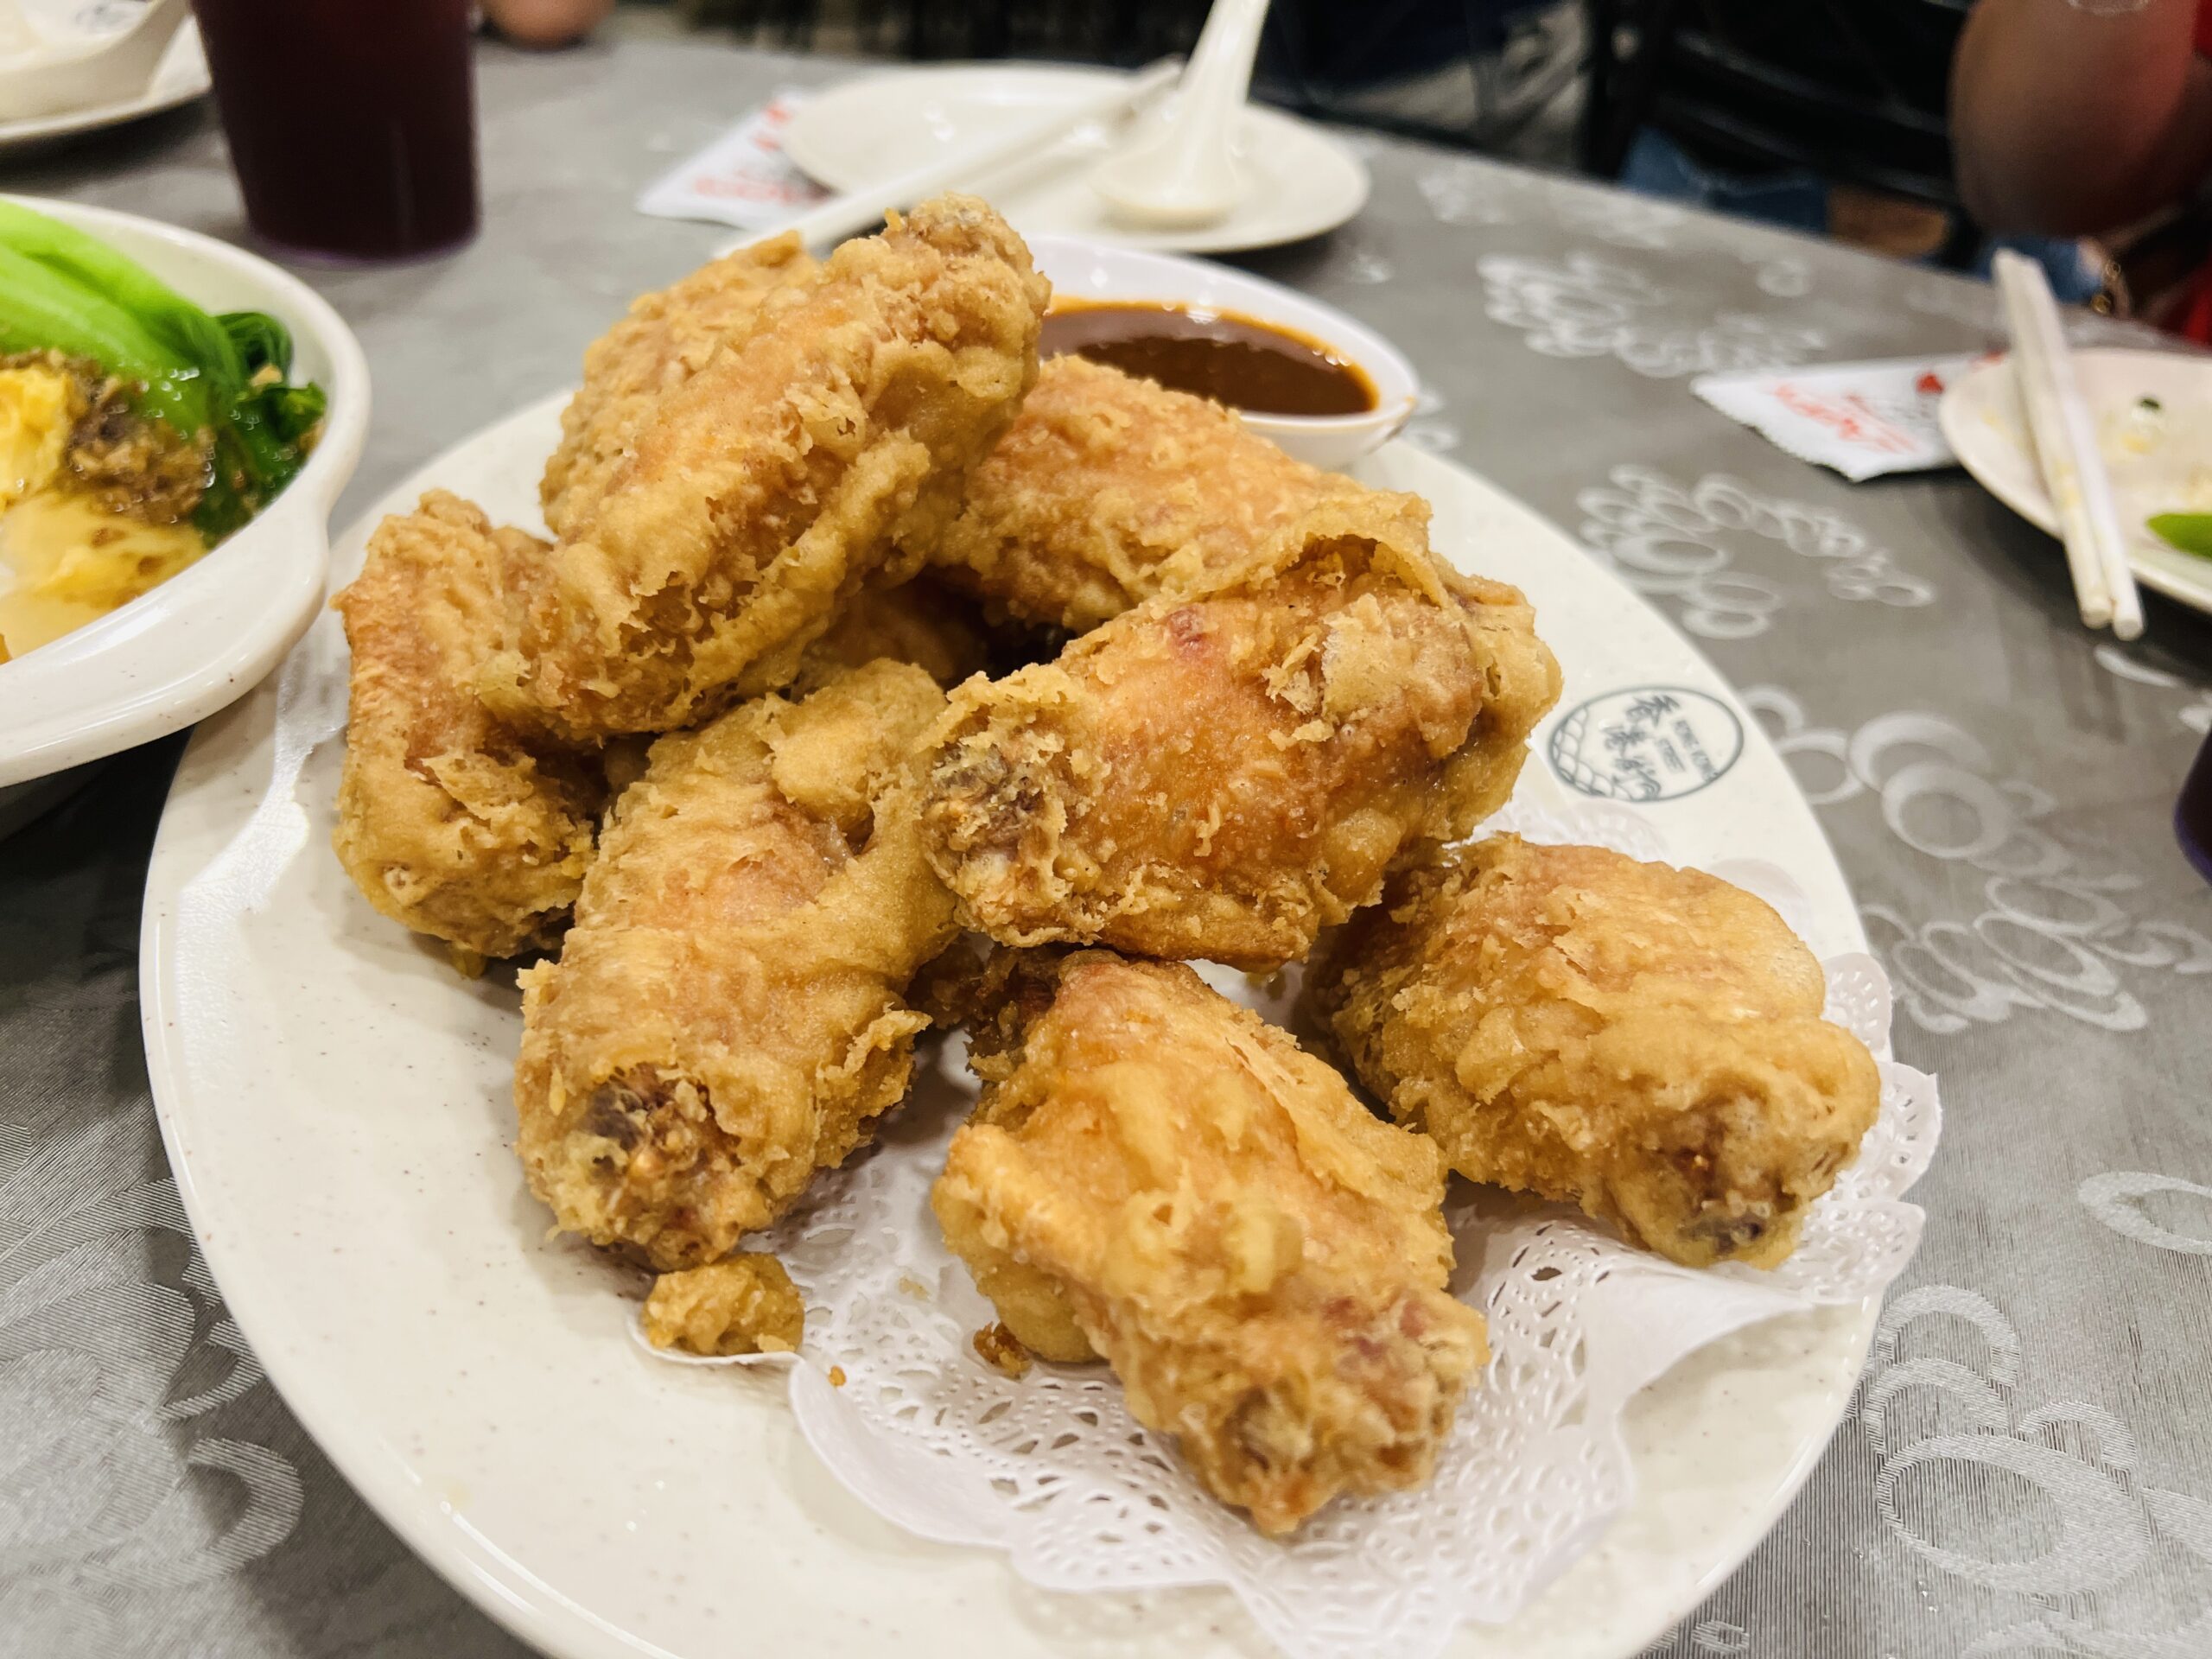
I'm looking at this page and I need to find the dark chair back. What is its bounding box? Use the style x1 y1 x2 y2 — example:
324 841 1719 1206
1580 0 1970 216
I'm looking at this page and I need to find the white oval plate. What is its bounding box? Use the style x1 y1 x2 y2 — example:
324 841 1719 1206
0 17 207 149
142 397 1872 1659
0 194 370 790
784 64 1369 255
1938 346 2212 617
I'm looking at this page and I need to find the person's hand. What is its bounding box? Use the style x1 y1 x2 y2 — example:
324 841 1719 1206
483 0 614 49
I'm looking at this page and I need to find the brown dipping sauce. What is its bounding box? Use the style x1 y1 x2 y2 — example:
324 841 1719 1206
1039 300 1377 417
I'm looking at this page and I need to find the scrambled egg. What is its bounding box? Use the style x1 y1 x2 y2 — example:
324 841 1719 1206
0 365 72 511
0 364 207 660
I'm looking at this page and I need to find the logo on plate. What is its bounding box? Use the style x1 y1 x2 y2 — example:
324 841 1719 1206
1548 686 1745 802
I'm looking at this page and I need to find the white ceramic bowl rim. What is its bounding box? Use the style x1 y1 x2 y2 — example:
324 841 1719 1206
1027 233 1420 432
0 194 370 789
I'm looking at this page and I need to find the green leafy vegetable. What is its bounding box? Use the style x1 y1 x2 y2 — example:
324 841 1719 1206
2147 512 2212 560
0 199 246 386
0 240 213 438
199 378 328 540
219 310 294 379
0 201 325 542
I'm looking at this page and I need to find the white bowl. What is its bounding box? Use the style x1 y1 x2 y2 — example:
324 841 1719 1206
1027 233 1417 470
0 195 370 792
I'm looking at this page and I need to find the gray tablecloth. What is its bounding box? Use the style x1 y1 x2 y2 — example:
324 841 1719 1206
5 34 2209 1659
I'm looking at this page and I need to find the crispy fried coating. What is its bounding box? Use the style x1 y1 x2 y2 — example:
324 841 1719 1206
482 196 1049 741
643 1254 805 1356
541 233 819 540
970 1320 1031 1377
1305 836 1882 1269
332 491 604 962
790 575 990 695
514 659 960 1270
927 355 1402 631
918 525 1561 970
933 949 1487 1535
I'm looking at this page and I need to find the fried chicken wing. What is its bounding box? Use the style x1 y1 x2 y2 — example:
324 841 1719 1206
333 491 604 963
541 232 818 540
1305 835 1882 1269
918 526 1561 970
483 196 1049 741
790 574 990 695
926 355 1394 631
932 949 1487 1535
514 659 959 1269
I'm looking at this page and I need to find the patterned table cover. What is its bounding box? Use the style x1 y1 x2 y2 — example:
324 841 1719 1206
4 35 2209 1659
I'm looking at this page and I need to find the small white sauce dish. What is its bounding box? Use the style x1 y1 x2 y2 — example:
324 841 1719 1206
1028 233 1417 471
0 195 369 796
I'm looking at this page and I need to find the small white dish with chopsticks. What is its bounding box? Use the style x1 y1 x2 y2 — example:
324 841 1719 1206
778 62 1368 254
1940 341 2212 620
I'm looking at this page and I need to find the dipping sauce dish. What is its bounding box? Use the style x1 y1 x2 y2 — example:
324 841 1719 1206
1027 235 1417 470
1040 299 1377 417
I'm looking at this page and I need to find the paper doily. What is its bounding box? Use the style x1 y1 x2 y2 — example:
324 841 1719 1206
640 803 1939 1659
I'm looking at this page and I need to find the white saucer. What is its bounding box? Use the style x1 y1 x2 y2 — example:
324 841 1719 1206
1939 346 2212 618
784 64 1369 254
0 18 207 150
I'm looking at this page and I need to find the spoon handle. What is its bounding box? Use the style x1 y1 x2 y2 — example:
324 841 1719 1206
1090 0 1271 226
1178 0 1272 144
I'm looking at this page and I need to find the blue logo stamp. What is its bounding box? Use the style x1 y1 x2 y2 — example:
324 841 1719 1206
1548 686 1745 802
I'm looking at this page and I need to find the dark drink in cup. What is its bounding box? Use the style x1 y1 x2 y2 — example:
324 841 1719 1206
190 0 480 263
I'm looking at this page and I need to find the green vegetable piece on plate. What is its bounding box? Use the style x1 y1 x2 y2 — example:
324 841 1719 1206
2147 513 2212 560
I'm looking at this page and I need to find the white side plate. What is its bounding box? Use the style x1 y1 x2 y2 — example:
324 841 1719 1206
142 401 1871 1659
1940 346 2212 618
784 64 1370 255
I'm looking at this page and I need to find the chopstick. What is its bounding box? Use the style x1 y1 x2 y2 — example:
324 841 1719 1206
1993 249 2145 640
721 59 1184 256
